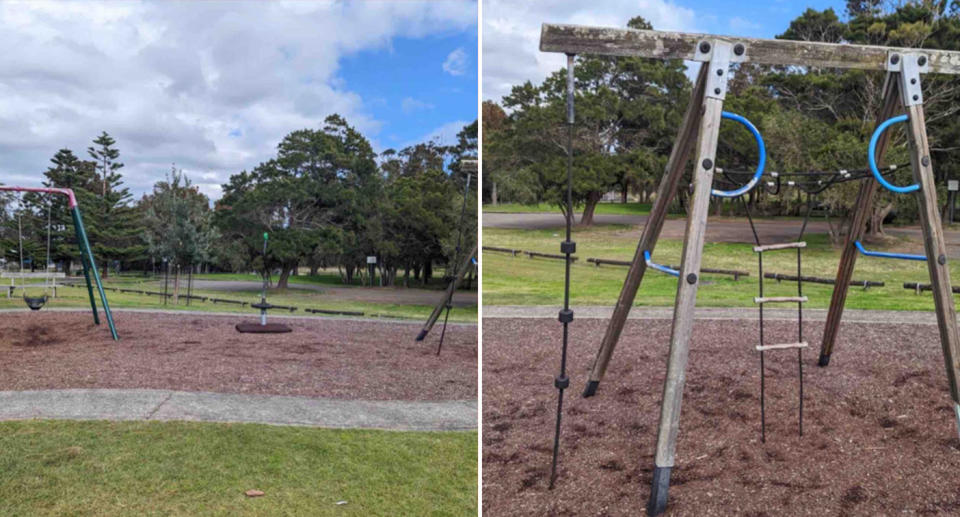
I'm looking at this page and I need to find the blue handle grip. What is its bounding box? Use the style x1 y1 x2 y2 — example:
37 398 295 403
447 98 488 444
711 111 766 198
855 240 925 261
869 114 919 194
644 250 679 277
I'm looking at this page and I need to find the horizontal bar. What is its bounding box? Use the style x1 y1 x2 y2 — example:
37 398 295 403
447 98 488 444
757 342 809 352
587 257 749 277
754 242 806 252
0 185 78 208
754 296 807 304
0 273 66 278
643 250 679 277
855 241 926 261
903 282 960 294
540 24 960 74
765 272 883 287
524 250 579 261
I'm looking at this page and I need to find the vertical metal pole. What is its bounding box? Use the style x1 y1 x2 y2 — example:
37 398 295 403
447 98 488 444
797 247 804 436
163 260 169 306
187 265 192 307
549 53 576 490
72 206 117 341
72 212 99 325
262 233 268 326
759 251 766 443
438 172 473 355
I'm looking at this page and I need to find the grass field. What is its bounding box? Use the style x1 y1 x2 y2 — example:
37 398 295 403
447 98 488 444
483 201 651 215
0 273 477 322
482 225 953 311
0 420 476 516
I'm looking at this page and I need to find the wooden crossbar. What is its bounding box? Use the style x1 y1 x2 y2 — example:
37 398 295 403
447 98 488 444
753 242 806 252
754 296 807 304
1 272 66 278
756 342 809 352
540 24 960 74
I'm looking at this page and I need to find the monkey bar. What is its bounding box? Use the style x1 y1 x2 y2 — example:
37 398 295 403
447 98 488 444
0 186 118 340
540 23 960 516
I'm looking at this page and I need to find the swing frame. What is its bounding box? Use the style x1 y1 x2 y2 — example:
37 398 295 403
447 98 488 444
0 186 119 340
541 24 960 516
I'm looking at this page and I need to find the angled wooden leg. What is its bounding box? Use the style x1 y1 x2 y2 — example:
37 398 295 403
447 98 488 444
647 92 724 517
819 75 901 366
904 102 960 435
582 64 708 397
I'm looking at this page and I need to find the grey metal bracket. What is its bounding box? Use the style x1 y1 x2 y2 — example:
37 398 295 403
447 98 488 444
702 40 733 101
888 51 928 106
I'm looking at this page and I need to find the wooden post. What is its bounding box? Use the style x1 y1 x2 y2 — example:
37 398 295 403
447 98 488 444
818 75 901 366
648 41 729 516
582 64 708 397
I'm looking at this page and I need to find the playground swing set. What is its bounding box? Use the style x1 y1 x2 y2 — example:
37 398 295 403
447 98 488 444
0 186 118 340
540 24 960 516
236 232 292 334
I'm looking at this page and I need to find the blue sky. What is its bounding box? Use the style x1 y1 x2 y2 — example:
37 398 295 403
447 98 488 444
483 0 852 101
340 32 477 151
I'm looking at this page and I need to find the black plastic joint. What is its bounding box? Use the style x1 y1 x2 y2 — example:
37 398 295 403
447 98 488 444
560 241 576 254
558 309 574 323
554 375 569 390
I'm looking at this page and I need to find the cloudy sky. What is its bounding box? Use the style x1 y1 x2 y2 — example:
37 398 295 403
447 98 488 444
0 1 477 200
482 0 842 102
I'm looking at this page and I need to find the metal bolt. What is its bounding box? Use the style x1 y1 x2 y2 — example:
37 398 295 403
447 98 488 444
716 69 724 76
910 78 917 85
699 41 711 54
919 55 927 66
891 54 900 65
714 87 721 95
913 94 920 101
734 43 745 56
939 254 947 265
922 156 930 166
686 273 698 284
702 158 713 170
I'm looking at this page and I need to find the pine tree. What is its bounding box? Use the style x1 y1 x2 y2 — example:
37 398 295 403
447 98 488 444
41 149 97 273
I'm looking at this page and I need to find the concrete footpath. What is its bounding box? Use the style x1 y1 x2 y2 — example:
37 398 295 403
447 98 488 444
483 305 947 325
0 389 477 432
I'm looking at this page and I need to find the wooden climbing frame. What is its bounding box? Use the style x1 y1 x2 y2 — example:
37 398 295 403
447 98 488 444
540 23 960 516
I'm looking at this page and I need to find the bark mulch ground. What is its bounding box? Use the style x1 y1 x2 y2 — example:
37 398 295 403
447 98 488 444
483 317 960 516
0 312 476 401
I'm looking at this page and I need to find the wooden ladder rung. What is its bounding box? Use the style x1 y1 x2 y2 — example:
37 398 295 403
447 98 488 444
754 296 808 304
756 342 808 352
753 242 807 252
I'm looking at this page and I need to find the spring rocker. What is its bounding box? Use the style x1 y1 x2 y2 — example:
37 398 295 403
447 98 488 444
539 24 960 516
0 186 118 340
236 232 292 334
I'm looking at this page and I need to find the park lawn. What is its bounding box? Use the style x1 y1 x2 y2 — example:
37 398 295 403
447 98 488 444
0 420 476 517
482 225 954 311
0 278 477 322
483 201 651 216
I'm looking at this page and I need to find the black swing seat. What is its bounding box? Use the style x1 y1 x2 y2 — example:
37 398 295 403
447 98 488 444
23 294 48 311
250 302 275 310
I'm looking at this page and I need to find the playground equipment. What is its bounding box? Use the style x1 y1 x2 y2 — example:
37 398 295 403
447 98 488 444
236 232 291 334
416 159 478 354
3 192 59 310
540 24 960 515
0 186 117 339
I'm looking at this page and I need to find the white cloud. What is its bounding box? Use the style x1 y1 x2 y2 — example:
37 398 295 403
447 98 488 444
729 16 761 32
409 119 469 148
482 0 699 102
401 97 435 114
443 47 469 76
0 1 477 200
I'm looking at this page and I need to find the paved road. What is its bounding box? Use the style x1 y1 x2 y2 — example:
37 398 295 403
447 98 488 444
182 280 477 307
0 389 477 431
483 212 960 255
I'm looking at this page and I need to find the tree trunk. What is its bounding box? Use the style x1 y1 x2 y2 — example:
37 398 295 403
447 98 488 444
277 265 293 289
172 265 180 305
580 191 602 226
492 181 498 205
621 182 628 203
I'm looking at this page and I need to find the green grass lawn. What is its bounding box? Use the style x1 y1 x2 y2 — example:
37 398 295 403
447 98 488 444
1 274 477 322
483 225 953 311
0 420 476 516
483 201 651 215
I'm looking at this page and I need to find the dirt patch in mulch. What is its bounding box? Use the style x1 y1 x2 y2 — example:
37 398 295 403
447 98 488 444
483 317 960 516
0 312 476 401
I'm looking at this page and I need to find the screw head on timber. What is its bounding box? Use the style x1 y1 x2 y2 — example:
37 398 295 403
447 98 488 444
686 273 697 284
939 254 947 265
716 69 724 76
918 55 927 66
714 87 722 95
699 41 711 54
913 94 920 101
734 43 745 56
922 156 930 167
891 54 900 65
911 78 917 85
702 158 713 170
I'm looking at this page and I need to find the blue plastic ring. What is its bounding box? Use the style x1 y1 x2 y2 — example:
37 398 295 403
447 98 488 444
711 111 766 198
869 114 918 194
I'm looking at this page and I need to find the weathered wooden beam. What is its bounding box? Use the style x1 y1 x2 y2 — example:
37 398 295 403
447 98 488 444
649 90 725 517
818 75 901 366
904 101 960 406
766 272 883 288
540 24 960 74
903 281 960 294
582 64 708 398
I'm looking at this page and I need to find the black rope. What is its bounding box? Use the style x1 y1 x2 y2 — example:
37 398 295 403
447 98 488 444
720 169 761 247
550 53 576 490
437 170 472 356
797 191 814 242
